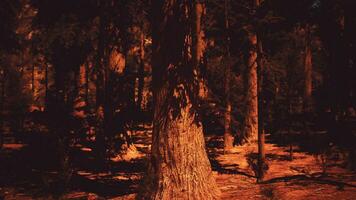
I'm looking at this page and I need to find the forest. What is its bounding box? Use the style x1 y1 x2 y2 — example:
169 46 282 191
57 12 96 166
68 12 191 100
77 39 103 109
0 0 356 199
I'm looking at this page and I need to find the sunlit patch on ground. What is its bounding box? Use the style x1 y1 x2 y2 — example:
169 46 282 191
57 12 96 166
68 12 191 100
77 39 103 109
111 145 145 162
208 135 356 200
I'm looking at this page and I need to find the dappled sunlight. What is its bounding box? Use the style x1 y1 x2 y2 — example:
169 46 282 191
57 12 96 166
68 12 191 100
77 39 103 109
210 135 356 199
111 145 145 162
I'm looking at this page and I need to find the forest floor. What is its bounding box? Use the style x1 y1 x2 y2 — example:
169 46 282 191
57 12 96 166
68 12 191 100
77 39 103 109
1 128 356 200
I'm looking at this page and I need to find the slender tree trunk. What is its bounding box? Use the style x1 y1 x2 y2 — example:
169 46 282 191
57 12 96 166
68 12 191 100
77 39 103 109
85 62 89 109
0 68 5 148
117 50 135 148
103 47 115 153
287 87 293 160
70 68 79 111
287 34 294 160
241 31 258 144
78 64 86 103
223 0 234 152
51 62 72 189
256 1 266 181
75 64 87 115
224 101 233 150
304 24 313 113
195 5 208 99
95 5 116 164
138 2 219 199
137 30 145 111
192 2 204 75
257 129 266 183
31 65 35 94
44 63 48 106
94 9 107 164
1 68 5 115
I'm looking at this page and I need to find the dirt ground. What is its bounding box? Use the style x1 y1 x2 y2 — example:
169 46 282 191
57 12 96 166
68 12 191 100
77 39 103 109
1 130 356 200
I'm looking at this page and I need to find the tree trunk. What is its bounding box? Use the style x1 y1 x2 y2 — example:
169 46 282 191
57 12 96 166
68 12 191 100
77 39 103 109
194 3 208 100
304 24 313 113
138 1 219 199
95 5 116 164
50 61 72 189
287 29 294 160
31 64 35 95
241 31 258 144
137 30 145 111
224 101 233 150
0 68 5 148
255 0 266 180
257 128 266 182
223 0 234 152
103 48 115 154
44 63 48 106
78 64 86 105
70 64 85 116
84 62 89 109
94 9 107 164
142 86 220 200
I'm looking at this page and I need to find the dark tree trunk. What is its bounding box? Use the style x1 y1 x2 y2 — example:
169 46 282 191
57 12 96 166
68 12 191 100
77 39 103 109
0 68 5 148
31 64 35 95
304 24 313 113
95 5 117 164
137 30 145 111
103 49 115 154
84 62 89 109
44 63 48 106
138 1 219 199
70 67 80 110
94 6 108 163
223 0 234 152
287 29 294 160
48 60 72 189
256 0 266 181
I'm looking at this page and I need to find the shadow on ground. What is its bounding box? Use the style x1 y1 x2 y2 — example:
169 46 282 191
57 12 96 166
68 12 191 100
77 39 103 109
206 136 255 178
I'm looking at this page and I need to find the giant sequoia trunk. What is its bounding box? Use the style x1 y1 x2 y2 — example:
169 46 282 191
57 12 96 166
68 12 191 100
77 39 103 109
241 31 258 144
142 85 220 200
138 1 219 199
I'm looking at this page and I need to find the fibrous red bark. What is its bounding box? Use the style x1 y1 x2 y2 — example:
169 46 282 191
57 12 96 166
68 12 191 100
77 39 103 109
138 1 219 199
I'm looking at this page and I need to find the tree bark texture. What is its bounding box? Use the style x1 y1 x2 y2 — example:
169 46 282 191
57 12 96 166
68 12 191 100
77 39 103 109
137 30 145 111
241 31 258 144
223 0 234 152
138 1 219 199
